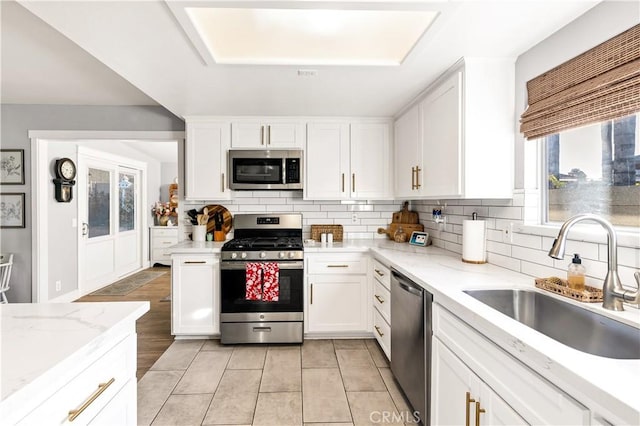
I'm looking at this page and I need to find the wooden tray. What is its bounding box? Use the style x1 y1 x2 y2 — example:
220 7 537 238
534 278 603 303
310 225 343 242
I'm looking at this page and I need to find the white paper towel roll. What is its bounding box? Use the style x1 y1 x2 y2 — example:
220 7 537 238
462 220 487 264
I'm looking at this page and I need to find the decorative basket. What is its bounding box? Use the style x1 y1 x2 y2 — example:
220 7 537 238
534 278 603 303
310 224 344 242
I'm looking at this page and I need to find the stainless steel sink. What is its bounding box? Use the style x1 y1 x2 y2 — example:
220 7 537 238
464 289 640 359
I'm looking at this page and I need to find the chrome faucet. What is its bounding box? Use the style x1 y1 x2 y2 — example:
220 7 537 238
548 214 640 311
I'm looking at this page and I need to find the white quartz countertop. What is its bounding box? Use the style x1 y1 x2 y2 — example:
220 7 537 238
307 239 640 424
0 301 149 419
169 240 225 253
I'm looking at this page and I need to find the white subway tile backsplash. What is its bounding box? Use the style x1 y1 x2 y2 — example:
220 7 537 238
444 241 462 254
488 206 522 220
562 240 600 261
259 198 288 205
482 198 513 207
486 229 504 243
511 246 554 267
300 212 329 219
486 240 512 256
463 206 488 217
510 232 542 250
266 204 293 212
320 204 348 212
487 252 521 272
520 261 564 280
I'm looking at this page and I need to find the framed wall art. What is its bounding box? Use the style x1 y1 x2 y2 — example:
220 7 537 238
0 149 25 185
0 193 25 228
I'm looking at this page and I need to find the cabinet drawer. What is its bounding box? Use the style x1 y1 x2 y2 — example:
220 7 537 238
435 305 589 425
371 258 391 290
373 309 391 360
152 248 173 261
151 228 179 238
18 334 136 425
306 254 366 274
373 280 390 323
153 236 178 247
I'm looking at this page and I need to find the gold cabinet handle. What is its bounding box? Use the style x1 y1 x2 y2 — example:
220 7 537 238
352 173 356 192
475 401 486 426
68 378 115 422
310 283 313 305
415 166 422 189
412 166 417 190
267 125 271 145
374 294 385 304
374 269 385 277
162 242 172 245
260 125 265 145
374 325 384 337
221 173 225 192
465 392 476 426
342 173 345 193
327 264 349 268
185 261 207 264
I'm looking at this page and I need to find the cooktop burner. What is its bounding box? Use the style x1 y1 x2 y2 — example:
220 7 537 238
222 237 303 251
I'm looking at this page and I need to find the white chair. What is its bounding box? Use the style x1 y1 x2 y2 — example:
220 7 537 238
0 253 14 304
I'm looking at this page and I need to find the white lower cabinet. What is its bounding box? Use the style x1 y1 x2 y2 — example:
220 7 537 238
305 253 370 334
17 334 137 425
432 338 526 426
432 303 589 425
149 226 179 266
171 253 220 335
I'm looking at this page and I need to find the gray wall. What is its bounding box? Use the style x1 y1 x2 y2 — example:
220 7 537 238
0 104 184 302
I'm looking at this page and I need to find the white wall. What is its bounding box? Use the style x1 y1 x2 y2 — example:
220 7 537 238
160 162 178 203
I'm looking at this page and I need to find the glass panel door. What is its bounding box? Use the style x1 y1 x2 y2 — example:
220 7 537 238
87 167 111 238
118 171 136 232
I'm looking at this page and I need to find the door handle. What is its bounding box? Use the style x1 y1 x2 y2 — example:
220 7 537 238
374 325 384 337
374 269 385 277
342 173 345 193
352 173 356 192
68 378 115 422
253 326 272 332
375 294 385 304
260 125 265 145
411 166 416 190
184 261 207 264
415 166 422 189
267 125 271 145
310 283 313 304
82 222 89 236
465 392 476 426
327 264 349 268
221 173 225 192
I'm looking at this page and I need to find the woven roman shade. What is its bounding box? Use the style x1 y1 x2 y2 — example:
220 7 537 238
520 24 640 139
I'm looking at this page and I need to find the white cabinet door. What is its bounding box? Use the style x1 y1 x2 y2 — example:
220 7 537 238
231 120 303 148
185 121 231 200
307 274 368 333
305 122 350 200
421 71 462 198
350 122 392 199
432 338 526 426
394 103 422 198
171 254 220 335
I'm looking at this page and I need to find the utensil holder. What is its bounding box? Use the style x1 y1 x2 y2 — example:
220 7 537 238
192 225 207 242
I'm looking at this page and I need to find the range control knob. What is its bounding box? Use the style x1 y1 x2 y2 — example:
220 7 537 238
231 252 237 259
260 251 267 259
288 252 296 259
241 252 247 259
279 252 285 259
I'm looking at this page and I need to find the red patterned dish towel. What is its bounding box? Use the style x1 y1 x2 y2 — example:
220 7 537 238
245 262 262 301
261 262 280 302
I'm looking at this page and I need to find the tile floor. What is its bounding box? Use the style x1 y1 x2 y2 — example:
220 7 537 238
138 338 417 426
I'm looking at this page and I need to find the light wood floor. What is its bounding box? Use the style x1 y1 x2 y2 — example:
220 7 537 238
75 266 173 380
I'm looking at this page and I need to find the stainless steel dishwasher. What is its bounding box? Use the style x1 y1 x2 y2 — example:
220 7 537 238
391 269 432 426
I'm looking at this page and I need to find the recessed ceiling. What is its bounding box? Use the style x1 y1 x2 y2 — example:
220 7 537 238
185 8 438 65
6 0 613 117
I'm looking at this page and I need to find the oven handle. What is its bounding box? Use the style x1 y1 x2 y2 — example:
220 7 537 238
221 261 304 270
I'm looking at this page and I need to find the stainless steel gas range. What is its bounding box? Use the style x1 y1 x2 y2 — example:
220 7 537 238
220 214 303 344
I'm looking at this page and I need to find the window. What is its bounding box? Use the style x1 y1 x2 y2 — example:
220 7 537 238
545 113 640 228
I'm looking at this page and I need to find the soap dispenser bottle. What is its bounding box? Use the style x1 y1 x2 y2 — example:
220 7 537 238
567 253 586 291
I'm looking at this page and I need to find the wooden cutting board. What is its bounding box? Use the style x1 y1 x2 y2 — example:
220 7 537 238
203 205 233 235
392 202 419 224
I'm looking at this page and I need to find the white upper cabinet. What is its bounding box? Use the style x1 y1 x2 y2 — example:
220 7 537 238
350 122 392 199
305 120 392 200
394 103 421 198
305 122 350 200
393 57 514 199
185 120 231 200
231 119 304 148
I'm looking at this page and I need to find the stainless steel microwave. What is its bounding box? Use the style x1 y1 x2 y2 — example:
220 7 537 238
228 149 303 190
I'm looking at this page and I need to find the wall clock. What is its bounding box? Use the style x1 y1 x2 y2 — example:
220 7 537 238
53 158 76 202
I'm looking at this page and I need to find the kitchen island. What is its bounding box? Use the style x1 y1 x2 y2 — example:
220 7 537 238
0 301 149 425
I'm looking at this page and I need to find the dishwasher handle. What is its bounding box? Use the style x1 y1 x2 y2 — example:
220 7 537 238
392 271 423 297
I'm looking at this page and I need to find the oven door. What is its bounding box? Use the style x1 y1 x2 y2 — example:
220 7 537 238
220 261 303 317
